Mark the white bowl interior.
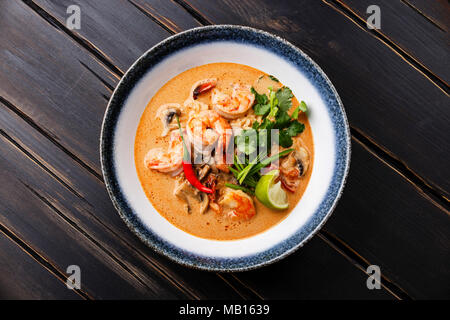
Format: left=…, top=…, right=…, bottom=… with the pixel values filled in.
left=113, top=41, right=335, bottom=258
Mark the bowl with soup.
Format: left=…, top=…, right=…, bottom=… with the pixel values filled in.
left=100, top=25, right=351, bottom=271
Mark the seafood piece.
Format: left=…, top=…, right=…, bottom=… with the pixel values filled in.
left=218, top=188, right=256, bottom=220
left=183, top=78, right=217, bottom=113
left=186, top=110, right=232, bottom=171
left=155, top=103, right=182, bottom=137
left=189, top=78, right=217, bottom=101
left=144, top=130, right=183, bottom=173
left=212, top=84, right=255, bottom=119
left=280, top=138, right=310, bottom=192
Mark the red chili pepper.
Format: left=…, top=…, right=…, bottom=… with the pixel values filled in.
left=176, top=116, right=213, bottom=194
left=182, top=161, right=213, bottom=194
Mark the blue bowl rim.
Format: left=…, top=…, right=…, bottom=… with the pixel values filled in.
left=100, top=25, right=351, bottom=272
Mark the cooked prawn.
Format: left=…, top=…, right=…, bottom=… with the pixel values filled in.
left=212, top=84, right=255, bottom=119
left=218, top=188, right=256, bottom=220
left=189, top=78, right=217, bottom=101
left=186, top=110, right=232, bottom=171
left=184, top=78, right=217, bottom=113
left=144, top=129, right=184, bottom=173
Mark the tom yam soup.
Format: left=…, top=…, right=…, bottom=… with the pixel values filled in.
left=135, top=63, right=314, bottom=240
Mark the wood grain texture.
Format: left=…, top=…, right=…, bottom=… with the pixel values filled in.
left=403, top=0, right=449, bottom=32
left=338, top=0, right=449, bottom=84
left=0, top=231, right=82, bottom=300
left=0, top=0, right=398, bottom=299
left=34, top=0, right=201, bottom=72
left=183, top=0, right=450, bottom=199
left=324, top=139, right=450, bottom=299
left=234, top=235, right=393, bottom=300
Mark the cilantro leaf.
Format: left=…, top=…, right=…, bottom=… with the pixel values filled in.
left=258, top=118, right=275, bottom=130
left=251, top=87, right=270, bottom=116
left=279, top=129, right=293, bottom=148
left=275, top=110, right=291, bottom=128
left=251, top=87, right=268, bottom=105
left=254, top=102, right=270, bottom=116
left=275, top=87, right=293, bottom=112
left=299, top=100, right=308, bottom=112
left=291, top=106, right=300, bottom=119
left=269, top=75, right=279, bottom=82
left=286, top=121, right=305, bottom=137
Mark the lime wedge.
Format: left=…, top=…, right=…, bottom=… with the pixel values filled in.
left=255, top=170, right=289, bottom=210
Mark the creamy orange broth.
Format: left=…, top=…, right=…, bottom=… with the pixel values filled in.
left=135, top=63, right=314, bottom=240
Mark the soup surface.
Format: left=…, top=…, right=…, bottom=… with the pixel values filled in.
left=135, top=63, right=314, bottom=240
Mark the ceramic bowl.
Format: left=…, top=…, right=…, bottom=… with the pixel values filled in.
left=100, top=25, right=351, bottom=271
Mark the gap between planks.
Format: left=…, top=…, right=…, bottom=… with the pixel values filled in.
left=17, top=0, right=447, bottom=300
left=324, top=0, right=449, bottom=95
left=400, top=0, right=447, bottom=32
left=317, top=232, right=412, bottom=300
left=0, top=222, right=92, bottom=300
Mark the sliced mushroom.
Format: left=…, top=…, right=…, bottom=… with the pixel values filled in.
left=174, top=173, right=215, bottom=214
left=197, top=164, right=211, bottom=181
left=155, top=103, right=182, bottom=137
left=173, top=177, right=198, bottom=213
left=198, top=193, right=210, bottom=215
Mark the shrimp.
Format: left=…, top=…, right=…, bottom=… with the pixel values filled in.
left=212, top=84, right=255, bottom=119
left=218, top=188, right=256, bottom=220
left=186, top=110, right=232, bottom=172
left=184, top=78, right=217, bottom=113
left=189, top=78, right=217, bottom=101
left=144, top=129, right=184, bottom=174
left=280, top=138, right=310, bottom=192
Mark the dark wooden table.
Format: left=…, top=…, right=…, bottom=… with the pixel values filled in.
left=0, top=0, right=448, bottom=300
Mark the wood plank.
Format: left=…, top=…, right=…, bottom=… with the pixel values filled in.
left=183, top=0, right=450, bottom=199
left=404, top=0, right=449, bottom=32
left=338, top=0, right=449, bottom=84
left=324, top=139, right=450, bottom=299
left=0, top=0, right=113, bottom=173
left=0, top=1, right=394, bottom=299
left=235, top=235, right=393, bottom=299
left=0, top=230, right=82, bottom=300
left=33, top=0, right=201, bottom=72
